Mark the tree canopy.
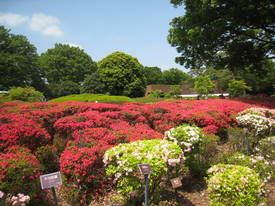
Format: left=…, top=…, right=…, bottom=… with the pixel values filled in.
left=162, top=68, right=192, bottom=85
left=97, top=51, right=146, bottom=97
left=194, top=75, right=215, bottom=96
left=141, top=66, right=163, bottom=85
left=168, top=0, right=275, bottom=72
left=39, top=44, right=97, bottom=84
left=0, top=26, right=45, bottom=91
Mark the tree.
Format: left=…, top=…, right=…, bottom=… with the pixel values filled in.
left=194, top=75, right=215, bottom=96
left=48, top=81, right=80, bottom=98
left=97, top=51, right=146, bottom=97
left=80, top=72, right=106, bottom=94
left=141, top=66, right=163, bottom=85
left=228, top=80, right=251, bottom=97
left=205, top=68, right=235, bottom=91
left=0, top=26, right=45, bottom=91
left=8, top=87, right=44, bottom=102
left=39, top=44, right=97, bottom=84
left=162, top=68, right=192, bottom=85
left=168, top=0, right=275, bottom=73
left=166, top=85, right=182, bottom=97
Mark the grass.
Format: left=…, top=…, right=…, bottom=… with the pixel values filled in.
left=49, top=93, right=134, bottom=103
left=0, top=94, right=11, bottom=103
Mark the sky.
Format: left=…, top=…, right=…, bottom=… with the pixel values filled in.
left=0, top=0, right=186, bottom=71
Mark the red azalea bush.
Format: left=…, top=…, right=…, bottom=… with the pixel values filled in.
left=0, top=114, right=51, bottom=151
left=0, top=146, right=42, bottom=200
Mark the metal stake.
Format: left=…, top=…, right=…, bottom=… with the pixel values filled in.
left=144, top=174, right=149, bottom=206
left=51, top=187, right=59, bottom=206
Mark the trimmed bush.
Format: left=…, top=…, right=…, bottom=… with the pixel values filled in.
left=8, top=87, right=44, bottom=102
left=103, top=139, right=185, bottom=203
left=255, top=136, right=275, bottom=168
left=207, top=164, right=266, bottom=206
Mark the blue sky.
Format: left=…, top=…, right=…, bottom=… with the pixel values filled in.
left=0, top=0, right=186, bottom=71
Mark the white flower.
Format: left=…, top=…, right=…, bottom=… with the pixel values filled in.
left=0, top=191, right=4, bottom=199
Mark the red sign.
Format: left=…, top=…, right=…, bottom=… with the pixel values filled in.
left=40, top=172, right=62, bottom=189
left=138, top=164, right=152, bottom=175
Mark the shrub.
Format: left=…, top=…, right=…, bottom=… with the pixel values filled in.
left=254, top=136, right=275, bottom=165
left=207, top=164, right=266, bottom=206
left=103, top=139, right=185, bottom=204
left=8, top=87, right=44, bottom=102
left=149, top=90, right=165, bottom=98
left=0, top=147, right=42, bottom=202
left=236, top=114, right=274, bottom=137
left=225, top=153, right=274, bottom=183
left=164, top=124, right=204, bottom=154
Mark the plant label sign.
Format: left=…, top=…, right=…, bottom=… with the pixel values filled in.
left=138, top=164, right=152, bottom=175
left=170, top=177, right=182, bottom=189
left=40, top=171, right=62, bottom=189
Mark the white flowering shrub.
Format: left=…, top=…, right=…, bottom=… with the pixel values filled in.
left=225, top=153, right=274, bottom=183
left=164, top=124, right=204, bottom=153
left=207, top=164, right=266, bottom=206
left=239, top=107, right=275, bottom=120
left=236, top=114, right=274, bottom=137
left=103, top=139, right=185, bottom=203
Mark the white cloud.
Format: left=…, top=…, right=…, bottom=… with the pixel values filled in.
left=29, top=13, right=63, bottom=37
left=0, top=12, right=29, bottom=26
left=66, top=43, right=83, bottom=49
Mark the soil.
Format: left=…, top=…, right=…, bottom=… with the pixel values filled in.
left=55, top=177, right=275, bottom=206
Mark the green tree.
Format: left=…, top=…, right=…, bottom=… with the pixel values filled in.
left=48, top=81, right=80, bottom=98
left=97, top=51, right=146, bottom=97
left=162, top=68, right=192, bottom=85
left=39, top=43, right=97, bottom=84
left=141, top=66, right=163, bottom=85
left=205, top=68, right=235, bottom=91
left=168, top=0, right=274, bottom=73
left=194, top=75, right=215, bottom=96
left=80, top=72, right=106, bottom=94
left=0, top=26, right=45, bottom=91
left=166, top=85, right=182, bottom=97
left=228, top=80, right=251, bottom=97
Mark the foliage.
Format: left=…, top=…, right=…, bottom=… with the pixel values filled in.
left=228, top=80, right=251, bottom=97
left=162, top=68, right=192, bottom=85
left=225, top=153, right=274, bottom=183
left=0, top=192, right=31, bottom=206
left=49, top=93, right=133, bottom=103
left=98, top=51, right=146, bottom=97
left=205, top=68, right=234, bottom=91
left=141, top=66, right=163, bottom=85
left=236, top=113, right=274, bottom=137
left=80, top=72, right=106, bottom=94
left=254, top=136, right=275, bottom=165
left=0, top=147, right=42, bottom=200
left=0, top=26, right=45, bottom=92
left=168, top=0, right=274, bottom=73
left=48, top=81, right=80, bottom=98
left=39, top=43, right=97, bottom=84
left=164, top=124, right=204, bottom=153
left=194, top=76, right=215, bottom=96
left=35, top=145, right=59, bottom=173
left=8, top=87, right=44, bottom=102
left=207, top=164, right=266, bottom=206
left=149, top=90, right=165, bottom=98
left=165, top=85, right=182, bottom=97
left=103, top=139, right=185, bottom=203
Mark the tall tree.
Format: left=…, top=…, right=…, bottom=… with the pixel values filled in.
left=162, top=68, right=192, bottom=85
left=0, top=26, right=45, bottom=91
left=194, top=75, right=215, bottom=96
left=98, top=51, right=146, bottom=97
left=39, top=44, right=97, bottom=84
left=141, top=66, right=163, bottom=85
left=168, top=0, right=275, bottom=73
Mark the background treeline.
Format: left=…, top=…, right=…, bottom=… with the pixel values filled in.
left=0, top=25, right=274, bottom=99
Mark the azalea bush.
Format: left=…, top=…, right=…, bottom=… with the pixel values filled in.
left=103, top=139, right=185, bottom=204
left=207, top=164, right=266, bottom=206
left=35, top=145, right=59, bottom=173
left=225, top=153, right=274, bottom=183
left=254, top=136, right=275, bottom=167
left=236, top=113, right=274, bottom=137
left=0, top=147, right=42, bottom=202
